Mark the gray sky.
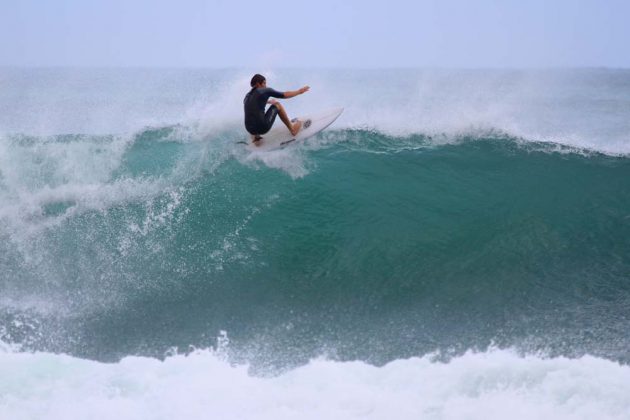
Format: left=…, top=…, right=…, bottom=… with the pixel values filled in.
left=2, top=0, right=629, bottom=68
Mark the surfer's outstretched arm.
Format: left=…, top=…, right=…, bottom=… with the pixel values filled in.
left=283, top=86, right=310, bottom=99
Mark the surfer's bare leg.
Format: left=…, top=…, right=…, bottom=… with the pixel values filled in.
left=270, top=100, right=302, bottom=136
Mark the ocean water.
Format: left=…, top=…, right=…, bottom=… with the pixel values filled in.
left=1, top=68, right=629, bottom=419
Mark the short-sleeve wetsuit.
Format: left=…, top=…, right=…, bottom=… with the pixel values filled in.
left=243, top=87, right=285, bottom=135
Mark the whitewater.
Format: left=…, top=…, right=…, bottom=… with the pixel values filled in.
left=1, top=68, right=629, bottom=419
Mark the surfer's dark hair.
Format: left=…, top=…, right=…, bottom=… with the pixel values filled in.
left=250, top=74, right=266, bottom=87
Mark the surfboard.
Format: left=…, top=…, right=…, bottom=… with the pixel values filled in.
left=244, top=107, right=343, bottom=152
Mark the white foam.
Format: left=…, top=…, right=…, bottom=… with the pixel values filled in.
left=1, top=347, right=628, bottom=420
left=0, top=127, right=204, bottom=242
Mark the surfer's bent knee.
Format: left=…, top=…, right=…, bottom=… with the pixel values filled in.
left=273, top=102, right=284, bottom=111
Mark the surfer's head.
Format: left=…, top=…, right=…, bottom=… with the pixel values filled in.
left=250, top=74, right=266, bottom=88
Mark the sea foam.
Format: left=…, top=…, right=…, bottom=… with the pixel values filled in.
left=1, top=347, right=629, bottom=420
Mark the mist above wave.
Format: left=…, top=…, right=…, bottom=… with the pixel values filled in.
left=1, top=68, right=628, bottom=154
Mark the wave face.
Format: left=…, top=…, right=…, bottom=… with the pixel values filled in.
left=1, top=68, right=630, bottom=417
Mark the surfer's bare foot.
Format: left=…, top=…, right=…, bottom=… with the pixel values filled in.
left=252, top=135, right=263, bottom=146
left=290, top=120, right=302, bottom=137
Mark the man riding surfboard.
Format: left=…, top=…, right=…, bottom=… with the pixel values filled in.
left=243, top=74, right=309, bottom=146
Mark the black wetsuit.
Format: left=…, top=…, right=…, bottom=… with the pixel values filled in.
left=243, top=87, right=285, bottom=135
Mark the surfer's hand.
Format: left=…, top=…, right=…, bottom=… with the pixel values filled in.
left=300, top=86, right=310, bottom=94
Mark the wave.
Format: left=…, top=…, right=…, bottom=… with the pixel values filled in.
left=2, top=68, right=629, bottom=418
left=1, top=126, right=629, bottom=367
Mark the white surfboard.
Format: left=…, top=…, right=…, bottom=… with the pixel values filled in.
left=245, top=107, right=343, bottom=152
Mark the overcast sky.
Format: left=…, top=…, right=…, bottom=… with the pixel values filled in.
left=2, top=0, right=629, bottom=68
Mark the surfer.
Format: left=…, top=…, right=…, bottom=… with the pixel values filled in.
left=243, top=74, right=309, bottom=145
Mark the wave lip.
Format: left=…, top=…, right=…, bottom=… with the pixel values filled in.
left=1, top=348, right=629, bottom=420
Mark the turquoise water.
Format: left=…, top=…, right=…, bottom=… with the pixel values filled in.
left=1, top=69, right=630, bottom=418
left=2, top=127, right=629, bottom=367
